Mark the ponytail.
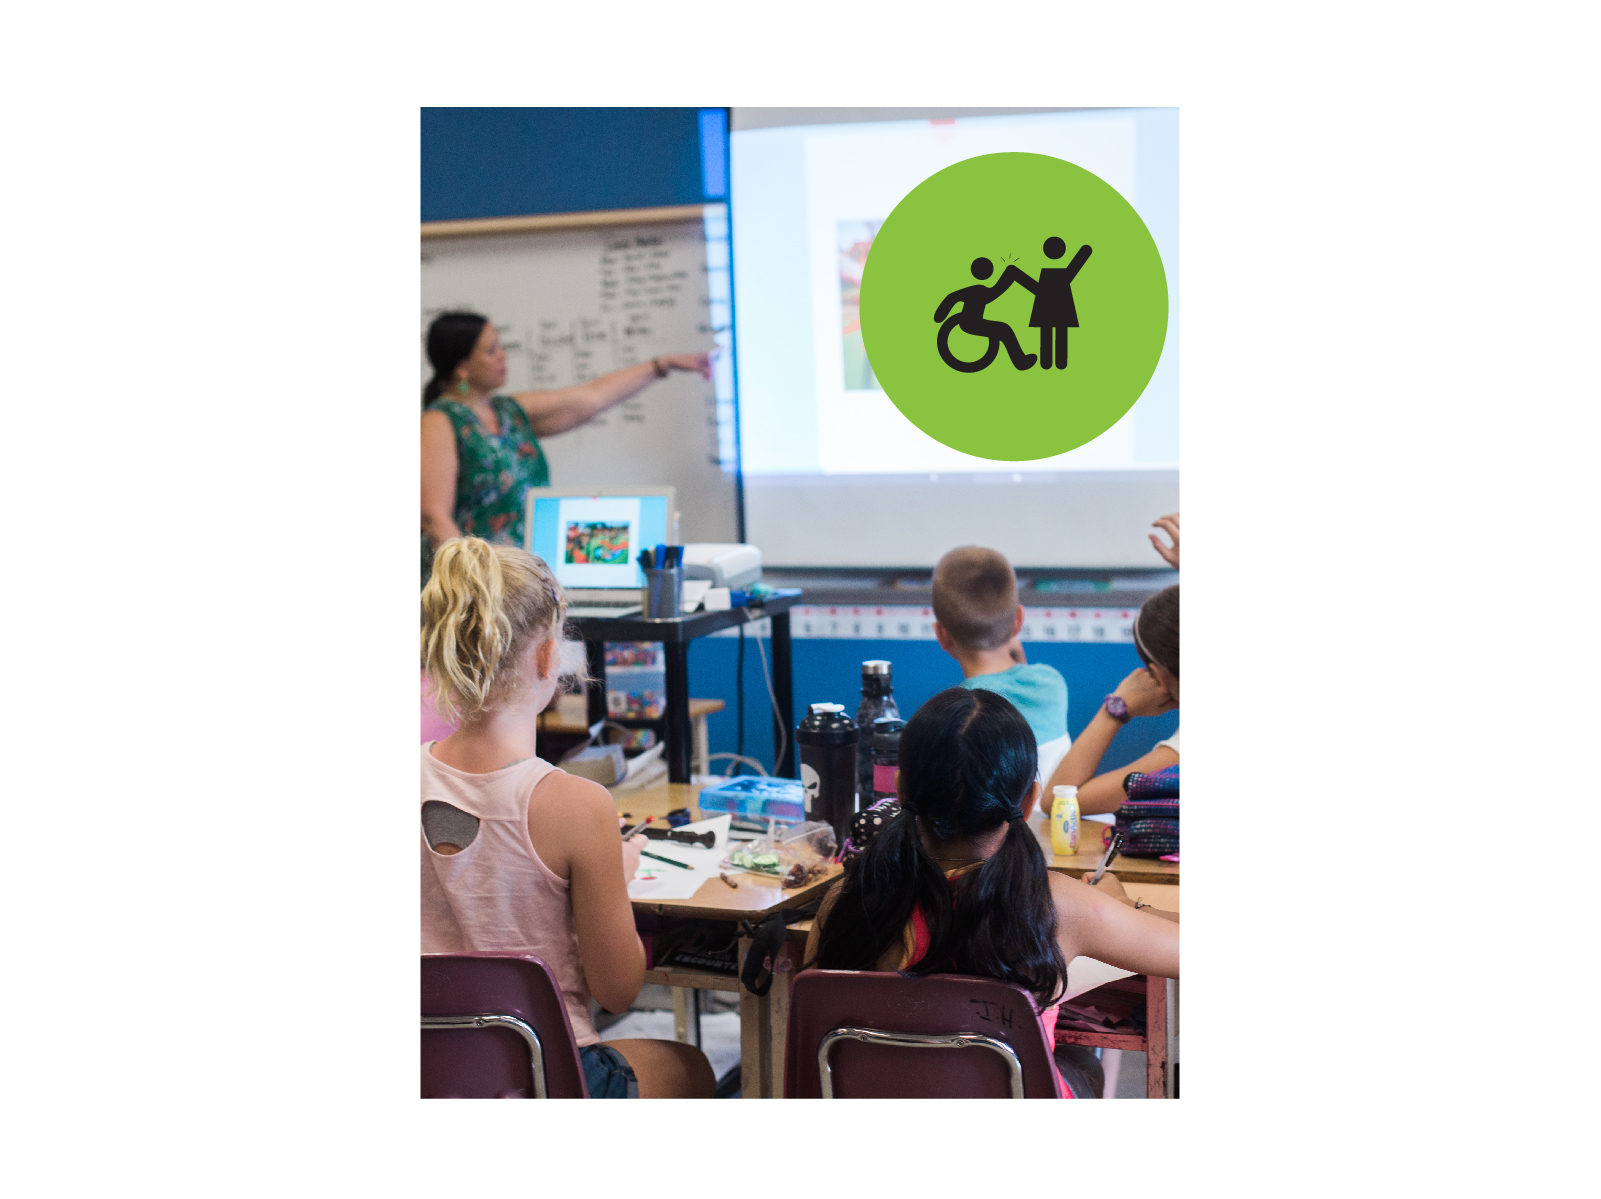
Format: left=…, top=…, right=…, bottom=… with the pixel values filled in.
left=422, top=311, right=488, bottom=410
left=421, top=537, right=578, bottom=724
left=946, top=818, right=1067, bottom=1006
left=811, top=803, right=952, bottom=974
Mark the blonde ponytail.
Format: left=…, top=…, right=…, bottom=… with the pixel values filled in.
left=421, top=537, right=577, bottom=724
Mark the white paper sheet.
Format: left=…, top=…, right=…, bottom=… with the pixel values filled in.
left=1062, top=956, right=1137, bottom=1002
left=627, top=814, right=734, bottom=900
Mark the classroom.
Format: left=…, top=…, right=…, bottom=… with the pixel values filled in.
left=420, top=107, right=1181, bottom=1099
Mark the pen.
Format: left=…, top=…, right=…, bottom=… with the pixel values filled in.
left=640, top=848, right=692, bottom=870
left=1090, top=830, right=1124, bottom=885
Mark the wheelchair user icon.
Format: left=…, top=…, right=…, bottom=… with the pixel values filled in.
left=933, top=257, right=1038, bottom=373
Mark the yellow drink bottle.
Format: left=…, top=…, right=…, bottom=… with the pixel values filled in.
left=1051, top=785, right=1079, bottom=855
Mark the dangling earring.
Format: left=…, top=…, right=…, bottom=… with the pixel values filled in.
left=456, top=378, right=469, bottom=395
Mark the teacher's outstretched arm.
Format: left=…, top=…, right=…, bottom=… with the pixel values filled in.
left=512, top=352, right=711, bottom=438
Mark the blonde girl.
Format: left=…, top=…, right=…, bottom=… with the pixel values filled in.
left=421, top=537, right=713, bottom=1098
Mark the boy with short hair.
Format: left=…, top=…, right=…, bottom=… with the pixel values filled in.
left=931, top=545, right=1068, bottom=748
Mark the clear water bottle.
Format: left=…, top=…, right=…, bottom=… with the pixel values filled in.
left=856, top=660, right=900, bottom=810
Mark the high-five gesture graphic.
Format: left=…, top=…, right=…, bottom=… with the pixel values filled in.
left=934, top=238, right=1092, bottom=374
left=859, top=152, right=1169, bottom=461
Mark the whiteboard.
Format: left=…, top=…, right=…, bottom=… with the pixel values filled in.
left=420, top=209, right=739, bottom=546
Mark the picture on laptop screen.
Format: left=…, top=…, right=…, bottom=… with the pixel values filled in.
left=527, top=493, right=669, bottom=590
left=564, top=521, right=631, bottom=566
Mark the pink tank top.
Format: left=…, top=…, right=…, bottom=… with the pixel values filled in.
left=420, top=744, right=598, bottom=1046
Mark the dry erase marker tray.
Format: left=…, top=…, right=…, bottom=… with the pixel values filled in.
left=696, top=776, right=806, bottom=823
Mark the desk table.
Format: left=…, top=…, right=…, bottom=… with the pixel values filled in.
left=1035, top=814, right=1180, bottom=885
left=574, top=591, right=803, bottom=784
left=615, top=783, right=837, bottom=1097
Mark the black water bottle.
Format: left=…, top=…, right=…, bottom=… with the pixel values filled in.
left=871, top=717, right=906, bottom=802
left=856, top=660, right=900, bottom=807
left=796, top=703, right=858, bottom=845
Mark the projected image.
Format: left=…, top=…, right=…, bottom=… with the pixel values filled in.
left=838, top=219, right=882, bottom=391
left=564, top=521, right=631, bottom=565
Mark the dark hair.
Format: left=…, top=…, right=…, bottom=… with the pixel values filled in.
left=809, top=687, right=1069, bottom=1006
left=423, top=311, right=488, bottom=408
left=1133, top=584, right=1179, bottom=678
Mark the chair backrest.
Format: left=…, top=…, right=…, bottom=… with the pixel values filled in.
left=784, top=970, right=1062, bottom=1098
left=421, top=953, right=588, bottom=1098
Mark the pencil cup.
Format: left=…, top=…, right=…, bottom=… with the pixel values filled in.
left=642, top=567, right=683, bottom=619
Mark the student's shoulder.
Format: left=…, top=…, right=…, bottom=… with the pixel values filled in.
left=1019, top=662, right=1067, bottom=689
left=534, top=766, right=618, bottom=823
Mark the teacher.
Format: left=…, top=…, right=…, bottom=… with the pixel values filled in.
left=420, top=311, right=710, bottom=581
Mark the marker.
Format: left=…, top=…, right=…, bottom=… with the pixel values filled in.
left=1089, top=829, right=1124, bottom=885
left=621, top=815, right=654, bottom=839
left=641, top=848, right=692, bottom=870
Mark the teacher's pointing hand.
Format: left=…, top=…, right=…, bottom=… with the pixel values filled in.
left=651, top=351, right=713, bottom=380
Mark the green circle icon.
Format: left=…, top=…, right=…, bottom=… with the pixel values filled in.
left=859, top=153, right=1168, bottom=461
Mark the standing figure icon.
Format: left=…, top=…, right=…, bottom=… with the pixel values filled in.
left=1006, top=237, right=1093, bottom=369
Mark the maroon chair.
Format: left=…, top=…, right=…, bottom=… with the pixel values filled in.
left=422, top=953, right=589, bottom=1098
left=783, top=970, right=1063, bottom=1098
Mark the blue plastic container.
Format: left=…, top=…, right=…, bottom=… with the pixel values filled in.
left=696, top=776, right=806, bottom=823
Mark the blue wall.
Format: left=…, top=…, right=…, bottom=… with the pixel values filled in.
left=421, top=107, right=724, bottom=222
left=686, top=636, right=1178, bottom=780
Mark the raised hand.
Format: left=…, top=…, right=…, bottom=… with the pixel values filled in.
left=1149, top=512, right=1179, bottom=569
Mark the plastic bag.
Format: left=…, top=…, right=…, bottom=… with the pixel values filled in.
left=723, top=820, right=837, bottom=887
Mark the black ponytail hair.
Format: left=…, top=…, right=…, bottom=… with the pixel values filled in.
left=809, top=687, right=1069, bottom=1007
left=423, top=311, right=489, bottom=408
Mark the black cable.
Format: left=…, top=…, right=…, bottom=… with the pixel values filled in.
left=735, top=622, right=745, bottom=775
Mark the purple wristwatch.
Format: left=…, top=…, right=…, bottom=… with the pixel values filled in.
left=1103, top=693, right=1130, bottom=722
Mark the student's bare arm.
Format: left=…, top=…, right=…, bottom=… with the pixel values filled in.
left=539, top=773, right=646, bottom=1013
left=1044, top=666, right=1175, bottom=813
left=1075, top=744, right=1179, bottom=816
left=1051, top=870, right=1178, bottom=980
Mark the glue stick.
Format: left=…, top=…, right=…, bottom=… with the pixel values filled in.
left=1050, top=785, right=1079, bottom=856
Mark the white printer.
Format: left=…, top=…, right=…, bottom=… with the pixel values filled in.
left=681, top=543, right=762, bottom=590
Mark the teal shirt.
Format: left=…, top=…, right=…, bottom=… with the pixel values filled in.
left=959, top=664, right=1069, bottom=746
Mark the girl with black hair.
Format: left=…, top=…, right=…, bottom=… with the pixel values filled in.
left=804, top=686, right=1178, bottom=1097
left=420, top=311, right=710, bottom=583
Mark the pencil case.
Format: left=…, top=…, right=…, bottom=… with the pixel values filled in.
left=1115, top=767, right=1179, bottom=858
left=1123, top=764, right=1179, bottom=799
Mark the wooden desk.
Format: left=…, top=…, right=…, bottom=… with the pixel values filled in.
left=1035, top=815, right=1180, bottom=885
left=616, top=782, right=837, bottom=1097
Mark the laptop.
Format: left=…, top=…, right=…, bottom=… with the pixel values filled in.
left=525, top=487, right=676, bottom=619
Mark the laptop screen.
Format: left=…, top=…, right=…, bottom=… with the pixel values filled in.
left=527, top=493, right=672, bottom=590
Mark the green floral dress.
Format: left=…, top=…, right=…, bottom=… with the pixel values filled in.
left=422, top=396, right=551, bottom=585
